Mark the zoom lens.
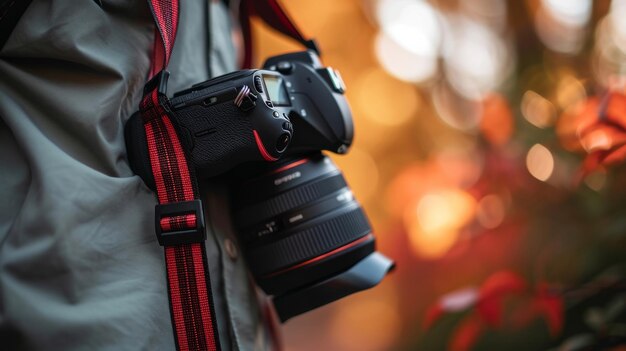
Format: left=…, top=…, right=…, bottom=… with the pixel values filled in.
left=231, top=152, right=393, bottom=321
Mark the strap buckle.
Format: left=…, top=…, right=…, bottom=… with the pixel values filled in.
left=155, top=199, right=206, bottom=246
left=140, top=69, right=173, bottom=120
left=144, top=69, right=170, bottom=96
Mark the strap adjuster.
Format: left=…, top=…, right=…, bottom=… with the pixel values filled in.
left=155, top=199, right=206, bottom=246
left=144, top=69, right=170, bottom=96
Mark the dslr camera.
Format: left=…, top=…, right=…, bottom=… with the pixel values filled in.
left=126, top=51, right=394, bottom=321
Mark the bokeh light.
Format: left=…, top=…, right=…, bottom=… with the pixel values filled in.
left=556, top=75, right=587, bottom=109
left=476, top=194, right=506, bottom=229
left=535, top=0, right=592, bottom=54
left=608, top=1, right=626, bottom=54
left=374, top=0, right=441, bottom=83
left=432, top=83, right=483, bottom=131
left=374, top=31, right=439, bottom=83
left=460, top=0, right=507, bottom=31
left=403, top=189, right=476, bottom=259
left=526, top=144, right=555, bottom=181
left=480, top=93, right=514, bottom=145
left=542, top=0, right=592, bottom=26
left=376, top=0, right=442, bottom=57
left=442, top=15, right=512, bottom=99
left=521, top=90, right=557, bottom=128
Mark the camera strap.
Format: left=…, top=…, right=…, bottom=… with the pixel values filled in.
left=239, top=0, right=320, bottom=68
left=137, top=1, right=314, bottom=349
left=139, top=1, right=221, bottom=350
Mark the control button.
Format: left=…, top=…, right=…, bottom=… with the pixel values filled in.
left=276, top=61, right=293, bottom=74
left=254, top=76, right=264, bottom=93
left=276, top=133, right=291, bottom=152
left=265, top=100, right=273, bottom=108
left=273, top=111, right=280, bottom=118
left=224, top=238, right=238, bottom=260
left=282, top=121, right=293, bottom=132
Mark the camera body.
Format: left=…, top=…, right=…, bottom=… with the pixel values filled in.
left=127, top=51, right=353, bottom=180
left=125, top=51, right=393, bottom=321
left=259, top=51, right=353, bottom=156
left=170, top=51, right=356, bottom=174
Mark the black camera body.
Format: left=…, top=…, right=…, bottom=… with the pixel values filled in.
left=127, top=52, right=353, bottom=179
left=259, top=51, right=353, bottom=156
left=127, top=69, right=293, bottom=182
left=170, top=69, right=293, bottom=178
left=126, top=51, right=393, bottom=321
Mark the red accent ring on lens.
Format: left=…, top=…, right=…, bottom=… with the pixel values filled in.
left=268, top=158, right=309, bottom=175
left=253, top=129, right=278, bottom=161
left=263, top=234, right=374, bottom=278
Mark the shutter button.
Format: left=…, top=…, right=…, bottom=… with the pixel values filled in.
left=224, top=238, right=238, bottom=260
left=276, top=61, right=293, bottom=74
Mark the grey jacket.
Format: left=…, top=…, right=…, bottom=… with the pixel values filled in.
left=0, top=1, right=275, bottom=350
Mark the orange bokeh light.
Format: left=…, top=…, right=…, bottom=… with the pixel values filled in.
left=480, top=93, right=515, bottom=145
left=403, top=189, right=477, bottom=259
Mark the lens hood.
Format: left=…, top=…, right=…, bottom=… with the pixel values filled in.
left=272, top=252, right=395, bottom=322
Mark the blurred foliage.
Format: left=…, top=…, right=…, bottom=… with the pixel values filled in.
left=252, top=0, right=626, bottom=350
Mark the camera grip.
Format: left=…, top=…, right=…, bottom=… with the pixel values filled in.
left=173, top=102, right=261, bottom=177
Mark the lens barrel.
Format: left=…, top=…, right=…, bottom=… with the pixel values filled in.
left=231, top=153, right=393, bottom=320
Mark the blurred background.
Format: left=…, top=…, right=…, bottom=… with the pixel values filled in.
left=251, top=0, right=626, bottom=350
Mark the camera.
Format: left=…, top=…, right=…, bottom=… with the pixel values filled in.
left=125, top=51, right=394, bottom=321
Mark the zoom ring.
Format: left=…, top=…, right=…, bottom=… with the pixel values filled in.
left=247, top=206, right=371, bottom=276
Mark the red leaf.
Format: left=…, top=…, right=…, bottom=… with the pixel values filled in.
left=601, top=144, right=626, bottom=166
left=507, top=287, right=564, bottom=336
left=604, top=92, right=626, bottom=129
left=424, top=304, right=444, bottom=330
left=423, top=288, right=479, bottom=329
left=579, top=124, right=626, bottom=153
left=534, top=284, right=564, bottom=336
left=557, top=97, right=601, bottom=152
left=571, top=92, right=626, bottom=175
left=559, top=91, right=626, bottom=177
left=579, top=134, right=626, bottom=179
left=477, top=271, right=527, bottom=326
left=449, top=315, right=484, bottom=351
left=477, top=296, right=502, bottom=327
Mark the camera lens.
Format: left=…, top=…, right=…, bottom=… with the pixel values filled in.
left=231, top=153, right=393, bottom=320
left=276, top=133, right=290, bottom=152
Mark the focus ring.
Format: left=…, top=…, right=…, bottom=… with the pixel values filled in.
left=235, top=173, right=347, bottom=226
left=246, top=206, right=371, bottom=276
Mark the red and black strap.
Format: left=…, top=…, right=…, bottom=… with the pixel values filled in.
left=140, top=1, right=220, bottom=350
left=239, top=0, right=319, bottom=68
left=139, top=1, right=315, bottom=350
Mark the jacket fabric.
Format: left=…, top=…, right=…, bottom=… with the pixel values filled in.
left=0, top=1, right=274, bottom=349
